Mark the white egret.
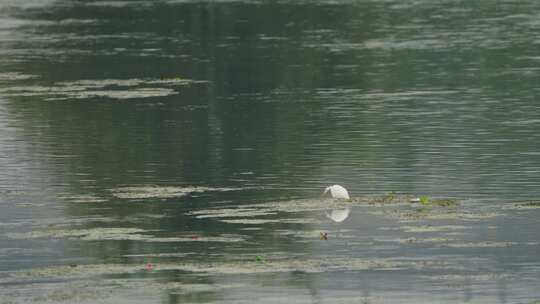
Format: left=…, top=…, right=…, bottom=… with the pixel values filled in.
left=323, top=184, right=350, bottom=200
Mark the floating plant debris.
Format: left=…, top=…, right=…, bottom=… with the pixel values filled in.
left=167, top=257, right=454, bottom=275
left=62, top=194, right=108, bottom=203
left=5, top=256, right=456, bottom=282
left=350, top=194, right=418, bottom=205
left=408, top=195, right=460, bottom=207
left=375, top=236, right=457, bottom=245
left=521, top=201, right=540, bottom=207
left=425, top=273, right=512, bottom=282
left=220, top=219, right=281, bottom=224
left=0, top=77, right=205, bottom=101
left=188, top=206, right=322, bottom=225
left=0, top=72, right=39, bottom=81
left=395, top=210, right=500, bottom=221
left=503, top=201, right=540, bottom=210
left=110, top=185, right=242, bottom=199
left=441, top=241, right=517, bottom=248
left=146, top=235, right=246, bottom=243
left=400, top=225, right=470, bottom=233
left=185, top=195, right=465, bottom=228
left=6, top=227, right=148, bottom=241
left=5, top=227, right=246, bottom=243
left=188, top=208, right=277, bottom=219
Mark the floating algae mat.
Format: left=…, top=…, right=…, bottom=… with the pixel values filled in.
left=3, top=271, right=245, bottom=303
left=0, top=77, right=204, bottom=101
left=6, top=227, right=152, bottom=241
left=187, top=195, right=464, bottom=226
left=503, top=201, right=540, bottom=210
left=188, top=208, right=277, bottom=219
left=110, top=185, right=244, bottom=199
left=61, top=194, right=108, bottom=203
left=440, top=241, right=519, bottom=248
left=187, top=206, right=324, bottom=225
left=8, top=256, right=455, bottom=280
left=245, top=194, right=459, bottom=212
left=5, top=227, right=247, bottom=243
left=399, top=225, right=471, bottom=233
left=0, top=72, right=39, bottom=81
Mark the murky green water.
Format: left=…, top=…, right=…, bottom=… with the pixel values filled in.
left=1, top=0, right=540, bottom=303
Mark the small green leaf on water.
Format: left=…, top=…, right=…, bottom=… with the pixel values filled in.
left=419, top=196, right=430, bottom=205
left=255, top=255, right=264, bottom=262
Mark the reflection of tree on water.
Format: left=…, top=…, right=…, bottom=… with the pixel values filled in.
left=1, top=0, right=418, bottom=199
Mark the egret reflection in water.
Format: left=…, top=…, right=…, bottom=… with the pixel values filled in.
left=325, top=208, right=351, bottom=223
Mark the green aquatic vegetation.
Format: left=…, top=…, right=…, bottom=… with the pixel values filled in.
left=415, top=196, right=459, bottom=207
left=5, top=227, right=246, bottom=243
left=425, top=273, right=512, bottom=282
left=61, top=194, right=108, bottom=203
left=0, top=72, right=39, bottom=81
left=400, top=225, right=469, bottom=233
left=397, top=210, right=500, bottom=221
left=255, top=255, right=265, bottom=262
left=382, top=191, right=396, bottom=203
left=188, top=208, right=277, bottom=219
left=220, top=219, right=281, bottom=224
left=441, top=241, right=517, bottom=248
left=0, top=85, right=177, bottom=100
left=431, top=198, right=459, bottom=207
left=0, top=76, right=205, bottom=101
left=6, top=227, right=147, bottom=241
left=110, top=185, right=242, bottom=199
left=505, top=201, right=540, bottom=210
left=396, top=237, right=456, bottom=244
left=520, top=201, right=540, bottom=208
left=352, top=194, right=416, bottom=205
left=246, top=199, right=332, bottom=213
left=166, top=257, right=452, bottom=275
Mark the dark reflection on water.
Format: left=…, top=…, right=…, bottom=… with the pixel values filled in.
left=1, top=0, right=540, bottom=303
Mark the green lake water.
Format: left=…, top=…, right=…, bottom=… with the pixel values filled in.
left=0, top=0, right=540, bottom=303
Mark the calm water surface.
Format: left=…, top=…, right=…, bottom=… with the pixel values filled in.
left=1, top=0, right=540, bottom=303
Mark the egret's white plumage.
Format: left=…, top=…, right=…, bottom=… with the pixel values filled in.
left=323, top=184, right=350, bottom=200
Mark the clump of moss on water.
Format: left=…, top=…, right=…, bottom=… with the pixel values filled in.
left=350, top=193, right=416, bottom=205
left=417, top=196, right=459, bottom=207
left=503, top=201, right=540, bottom=210
left=521, top=201, right=540, bottom=207
left=381, top=191, right=397, bottom=203
left=347, top=193, right=460, bottom=208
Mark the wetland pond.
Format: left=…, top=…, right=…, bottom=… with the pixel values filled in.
left=1, top=0, right=540, bottom=303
